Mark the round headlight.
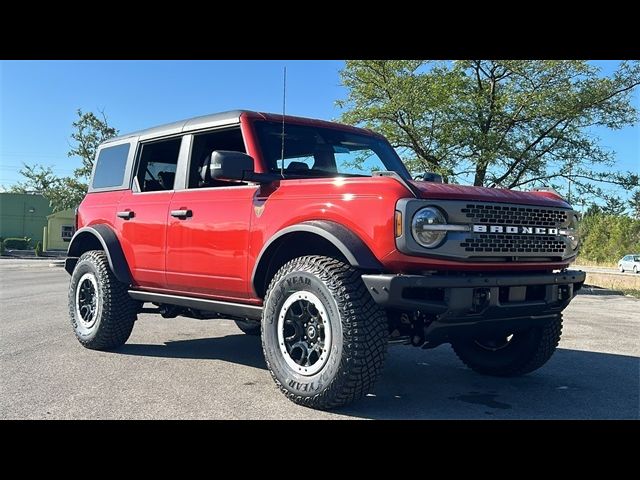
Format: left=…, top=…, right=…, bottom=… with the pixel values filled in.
left=411, top=207, right=447, bottom=248
left=567, top=214, right=580, bottom=250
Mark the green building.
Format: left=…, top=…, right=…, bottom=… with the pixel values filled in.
left=0, top=193, right=53, bottom=246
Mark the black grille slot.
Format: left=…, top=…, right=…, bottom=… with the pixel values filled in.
left=462, top=203, right=568, bottom=226
left=460, top=234, right=566, bottom=253
left=457, top=202, right=570, bottom=258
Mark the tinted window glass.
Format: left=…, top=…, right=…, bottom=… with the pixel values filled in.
left=92, top=144, right=130, bottom=189
left=188, top=128, right=246, bottom=188
left=135, top=138, right=182, bottom=192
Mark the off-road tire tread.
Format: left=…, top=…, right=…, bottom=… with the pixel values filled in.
left=262, top=255, right=388, bottom=409
left=69, top=250, right=137, bottom=350
left=452, top=314, right=563, bottom=377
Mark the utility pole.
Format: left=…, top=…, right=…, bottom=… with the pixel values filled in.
left=567, top=164, right=573, bottom=204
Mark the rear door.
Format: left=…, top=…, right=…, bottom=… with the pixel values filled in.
left=117, top=136, right=183, bottom=289
left=165, top=127, right=256, bottom=299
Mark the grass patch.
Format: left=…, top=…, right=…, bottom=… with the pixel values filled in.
left=584, top=272, right=640, bottom=296
left=574, top=260, right=618, bottom=269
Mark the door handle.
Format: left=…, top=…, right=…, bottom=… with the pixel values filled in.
left=171, top=209, right=192, bottom=218
left=117, top=210, right=135, bottom=220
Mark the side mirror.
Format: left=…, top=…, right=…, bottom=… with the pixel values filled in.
left=209, top=151, right=281, bottom=184
left=415, top=172, right=444, bottom=183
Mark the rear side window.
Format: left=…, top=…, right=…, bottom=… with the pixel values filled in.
left=135, top=137, right=182, bottom=192
left=92, top=144, right=130, bottom=189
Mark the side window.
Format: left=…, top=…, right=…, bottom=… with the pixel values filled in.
left=92, top=143, right=130, bottom=189
left=135, top=138, right=182, bottom=192
left=188, top=127, right=246, bottom=188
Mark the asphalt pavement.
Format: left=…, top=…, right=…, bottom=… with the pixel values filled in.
left=1, top=261, right=638, bottom=419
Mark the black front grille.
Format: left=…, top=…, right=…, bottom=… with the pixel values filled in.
left=461, top=203, right=568, bottom=227
left=458, top=202, right=570, bottom=258
left=460, top=234, right=566, bottom=254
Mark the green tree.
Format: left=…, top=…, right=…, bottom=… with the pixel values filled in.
left=579, top=211, right=640, bottom=264
left=630, top=189, right=640, bottom=219
left=584, top=203, right=603, bottom=217
left=601, top=195, right=627, bottom=216
left=8, top=109, right=118, bottom=212
left=8, top=164, right=87, bottom=212
left=337, top=60, right=640, bottom=201
left=68, top=109, right=119, bottom=178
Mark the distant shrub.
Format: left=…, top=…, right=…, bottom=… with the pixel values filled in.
left=35, top=241, right=43, bottom=257
left=579, top=213, right=640, bottom=264
left=3, top=237, right=31, bottom=250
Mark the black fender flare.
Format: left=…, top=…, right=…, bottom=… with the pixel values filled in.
left=251, top=220, right=383, bottom=297
left=65, top=225, right=132, bottom=285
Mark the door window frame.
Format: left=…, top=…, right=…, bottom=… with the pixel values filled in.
left=88, top=137, right=138, bottom=193
left=182, top=125, right=258, bottom=191
left=130, top=134, right=190, bottom=194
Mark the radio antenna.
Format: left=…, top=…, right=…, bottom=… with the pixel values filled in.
left=280, top=66, right=287, bottom=178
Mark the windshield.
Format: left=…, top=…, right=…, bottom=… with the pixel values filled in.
left=253, top=121, right=409, bottom=179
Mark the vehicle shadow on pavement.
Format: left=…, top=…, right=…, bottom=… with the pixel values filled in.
left=340, top=346, right=639, bottom=419
left=116, top=336, right=638, bottom=419
left=118, top=334, right=267, bottom=370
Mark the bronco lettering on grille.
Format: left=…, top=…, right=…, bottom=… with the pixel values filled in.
left=473, top=225, right=559, bottom=235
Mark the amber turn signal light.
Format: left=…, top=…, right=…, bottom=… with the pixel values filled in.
left=395, top=211, right=403, bottom=237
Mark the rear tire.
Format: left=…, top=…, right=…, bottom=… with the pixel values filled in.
left=68, top=250, right=137, bottom=350
left=234, top=319, right=261, bottom=336
left=620, top=265, right=625, bottom=272
left=261, top=255, right=388, bottom=409
left=451, top=315, right=563, bottom=377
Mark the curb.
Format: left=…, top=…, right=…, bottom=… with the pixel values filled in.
left=577, top=285, right=625, bottom=296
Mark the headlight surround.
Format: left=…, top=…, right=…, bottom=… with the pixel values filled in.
left=411, top=207, right=447, bottom=248
left=566, top=214, right=580, bottom=250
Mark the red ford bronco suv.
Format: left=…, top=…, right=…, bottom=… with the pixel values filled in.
left=66, top=110, right=585, bottom=409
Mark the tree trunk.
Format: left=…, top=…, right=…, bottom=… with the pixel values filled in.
left=474, top=164, right=487, bottom=186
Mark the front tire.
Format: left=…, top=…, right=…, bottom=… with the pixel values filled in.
left=68, top=250, right=137, bottom=350
left=451, top=315, right=563, bottom=377
left=634, top=265, right=638, bottom=274
left=261, top=255, right=388, bottom=409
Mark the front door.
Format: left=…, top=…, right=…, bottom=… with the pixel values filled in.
left=117, top=137, right=182, bottom=289
left=165, top=126, right=255, bottom=300
left=166, top=187, right=256, bottom=299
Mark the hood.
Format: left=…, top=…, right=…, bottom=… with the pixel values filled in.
left=409, top=181, right=571, bottom=209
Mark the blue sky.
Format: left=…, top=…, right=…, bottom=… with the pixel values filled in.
left=1, top=60, right=638, bottom=201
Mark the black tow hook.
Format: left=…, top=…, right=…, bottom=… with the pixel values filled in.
left=471, top=288, right=491, bottom=313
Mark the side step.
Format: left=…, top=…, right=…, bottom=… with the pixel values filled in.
left=128, top=290, right=263, bottom=320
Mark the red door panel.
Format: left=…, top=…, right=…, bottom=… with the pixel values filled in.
left=166, top=186, right=256, bottom=299
left=79, top=191, right=125, bottom=230
left=117, top=190, right=173, bottom=289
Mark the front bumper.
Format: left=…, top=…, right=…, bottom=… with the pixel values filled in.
left=361, top=270, right=585, bottom=344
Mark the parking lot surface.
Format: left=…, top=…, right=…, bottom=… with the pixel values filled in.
left=1, top=262, right=638, bottom=419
